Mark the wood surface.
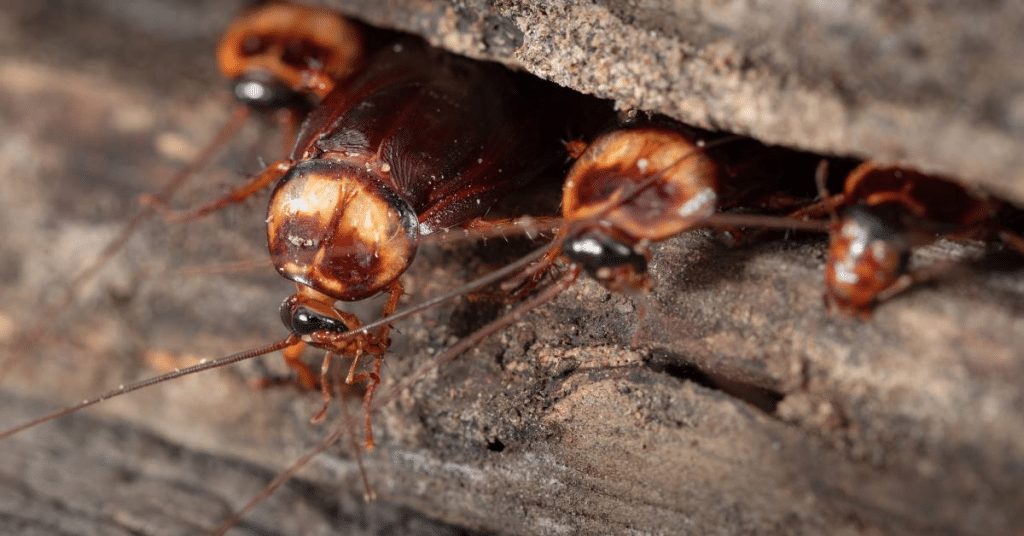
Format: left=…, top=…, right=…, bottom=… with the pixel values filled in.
left=0, top=1, right=1022, bottom=535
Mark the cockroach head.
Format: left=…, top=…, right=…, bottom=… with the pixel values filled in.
left=280, top=294, right=349, bottom=337
left=564, top=229, right=651, bottom=293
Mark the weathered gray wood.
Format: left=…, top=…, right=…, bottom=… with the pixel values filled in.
left=0, top=1, right=1022, bottom=535
left=321, top=0, right=1024, bottom=203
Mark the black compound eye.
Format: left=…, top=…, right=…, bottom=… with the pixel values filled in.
left=232, top=74, right=304, bottom=111
left=843, top=205, right=902, bottom=242
left=841, top=205, right=911, bottom=271
left=564, top=232, right=647, bottom=275
left=281, top=303, right=349, bottom=336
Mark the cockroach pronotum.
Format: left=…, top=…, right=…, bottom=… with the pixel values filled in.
left=486, top=119, right=825, bottom=328
left=802, top=161, right=1024, bottom=316
left=553, top=121, right=823, bottom=294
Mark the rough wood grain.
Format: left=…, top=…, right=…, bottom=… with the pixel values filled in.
left=0, top=1, right=1022, bottom=535
left=319, top=0, right=1024, bottom=204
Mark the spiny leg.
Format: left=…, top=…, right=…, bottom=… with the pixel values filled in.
left=280, top=339, right=318, bottom=389
left=142, top=159, right=292, bottom=222
left=501, top=227, right=568, bottom=297
left=342, top=282, right=403, bottom=449
left=311, top=351, right=334, bottom=423
left=362, top=355, right=384, bottom=450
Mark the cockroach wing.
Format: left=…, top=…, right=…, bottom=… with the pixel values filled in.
left=293, top=38, right=611, bottom=237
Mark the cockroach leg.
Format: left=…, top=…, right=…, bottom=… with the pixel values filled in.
left=500, top=227, right=571, bottom=296
left=4, top=104, right=253, bottom=377
left=357, top=355, right=385, bottom=450
left=814, top=159, right=835, bottom=217
left=459, top=215, right=563, bottom=242
left=274, top=107, right=305, bottom=155
left=141, top=159, right=292, bottom=222
left=280, top=338, right=316, bottom=389
left=311, top=351, right=334, bottom=423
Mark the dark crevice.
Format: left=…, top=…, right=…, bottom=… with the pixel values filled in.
left=648, top=359, right=784, bottom=414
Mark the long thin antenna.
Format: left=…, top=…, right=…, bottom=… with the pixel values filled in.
left=211, top=423, right=347, bottom=535
left=353, top=240, right=558, bottom=335
left=0, top=336, right=294, bottom=440
left=367, top=266, right=581, bottom=415
left=209, top=370, right=372, bottom=535
left=702, top=212, right=830, bottom=233
left=0, top=244, right=556, bottom=441
left=6, top=105, right=253, bottom=378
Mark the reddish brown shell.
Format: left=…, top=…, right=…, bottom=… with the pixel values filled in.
left=821, top=161, right=1005, bottom=315
left=843, top=162, right=997, bottom=229
left=216, top=3, right=364, bottom=98
left=267, top=160, right=418, bottom=301
left=268, top=38, right=610, bottom=302
left=823, top=209, right=908, bottom=314
left=562, top=125, right=719, bottom=243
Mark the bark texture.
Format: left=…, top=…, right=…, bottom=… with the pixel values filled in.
left=0, top=1, right=1022, bottom=535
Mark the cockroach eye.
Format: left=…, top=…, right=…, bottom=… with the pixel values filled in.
left=565, top=231, right=648, bottom=277
left=231, top=72, right=304, bottom=111
left=281, top=302, right=349, bottom=336
left=843, top=206, right=907, bottom=249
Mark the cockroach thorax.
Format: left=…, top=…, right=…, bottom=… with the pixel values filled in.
left=267, top=159, right=418, bottom=302
left=216, top=3, right=365, bottom=104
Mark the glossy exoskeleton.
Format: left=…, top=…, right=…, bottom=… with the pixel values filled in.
left=217, top=3, right=364, bottom=107
left=812, top=161, right=1024, bottom=316
left=558, top=123, right=722, bottom=292
left=551, top=121, right=820, bottom=293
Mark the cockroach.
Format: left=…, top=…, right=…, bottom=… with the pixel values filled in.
left=398, top=121, right=829, bottom=374
left=517, top=121, right=825, bottom=296
left=805, top=161, right=1024, bottom=316
left=217, top=3, right=365, bottom=105
left=9, top=3, right=367, bottom=361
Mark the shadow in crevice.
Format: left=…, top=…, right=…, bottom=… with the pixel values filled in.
left=656, top=231, right=825, bottom=299
left=646, top=357, right=784, bottom=415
